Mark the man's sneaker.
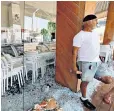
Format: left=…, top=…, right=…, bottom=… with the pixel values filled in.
left=80, top=97, right=96, bottom=110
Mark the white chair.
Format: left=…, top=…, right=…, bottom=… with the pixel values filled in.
left=24, top=56, right=37, bottom=84
left=37, top=55, right=47, bottom=78
left=2, top=55, right=26, bottom=90
left=1, top=59, right=8, bottom=95
left=45, top=52, right=56, bottom=67
left=37, top=52, right=55, bottom=78
left=24, top=51, right=47, bottom=83
left=3, top=53, right=28, bottom=82
left=100, top=45, right=111, bottom=63
left=24, top=51, right=38, bottom=83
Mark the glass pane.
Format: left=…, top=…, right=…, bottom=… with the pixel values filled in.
left=1, top=1, right=24, bottom=111
left=23, top=1, right=56, bottom=110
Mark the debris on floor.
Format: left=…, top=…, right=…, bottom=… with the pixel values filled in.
left=1, top=66, right=101, bottom=111
left=33, top=97, right=58, bottom=111
left=28, top=97, right=63, bottom=111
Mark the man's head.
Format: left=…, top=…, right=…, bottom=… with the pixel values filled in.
left=83, top=14, right=97, bottom=30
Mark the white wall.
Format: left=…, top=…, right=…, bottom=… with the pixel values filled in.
left=1, top=5, right=9, bottom=27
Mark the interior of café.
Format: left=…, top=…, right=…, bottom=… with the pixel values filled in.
left=1, top=1, right=114, bottom=111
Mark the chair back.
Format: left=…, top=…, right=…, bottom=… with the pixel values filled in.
left=100, top=45, right=112, bottom=62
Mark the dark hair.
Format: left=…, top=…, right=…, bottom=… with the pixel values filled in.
left=83, top=14, right=97, bottom=22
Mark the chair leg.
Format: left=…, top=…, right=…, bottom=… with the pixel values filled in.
left=3, top=69, right=6, bottom=93
left=19, top=70, right=23, bottom=86
left=3, top=77, right=5, bottom=94
left=6, top=69, right=9, bottom=90
left=24, top=66, right=28, bottom=80
left=41, top=66, right=45, bottom=78
left=33, top=70, right=36, bottom=83
left=36, top=64, right=39, bottom=78
left=10, top=72, right=13, bottom=87
left=32, top=64, right=36, bottom=84
left=17, top=72, right=21, bottom=88
left=54, top=61, right=56, bottom=67
left=1, top=70, right=4, bottom=95
left=21, top=69, right=25, bottom=84
left=6, top=77, right=8, bottom=91
left=1, top=79, right=4, bottom=95
left=14, top=76, right=16, bottom=81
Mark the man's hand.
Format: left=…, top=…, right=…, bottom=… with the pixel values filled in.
left=72, top=66, right=82, bottom=75
left=72, top=66, right=82, bottom=79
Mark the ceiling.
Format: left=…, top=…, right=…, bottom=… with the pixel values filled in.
left=1, top=1, right=20, bottom=6
left=95, top=1, right=109, bottom=14
left=1, top=1, right=57, bottom=22
left=25, top=1, right=56, bottom=15
left=2, top=1, right=109, bottom=16
left=25, top=1, right=56, bottom=22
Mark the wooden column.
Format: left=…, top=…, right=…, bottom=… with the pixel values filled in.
left=55, top=1, right=85, bottom=92
left=103, top=1, right=114, bottom=44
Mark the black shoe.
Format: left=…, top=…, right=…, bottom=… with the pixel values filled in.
left=80, top=97, right=96, bottom=110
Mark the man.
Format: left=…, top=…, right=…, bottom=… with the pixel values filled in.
left=72, top=14, right=113, bottom=110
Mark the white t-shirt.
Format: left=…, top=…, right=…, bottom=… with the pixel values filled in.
left=73, top=30, right=100, bottom=62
